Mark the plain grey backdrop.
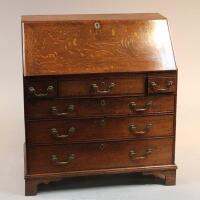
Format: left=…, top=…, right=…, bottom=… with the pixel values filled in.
left=0, top=0, right=200, bottom=199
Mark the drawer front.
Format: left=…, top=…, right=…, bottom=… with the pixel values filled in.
left=27, top=138, right=173, bottom=174
left=25, top=81, right=57, bottom=98
left=148, top=76, right=176, bottom=94
left=26, top=115, right=174, bottom=144
left=59, top=76, right=145, bottom=97
left=26, top=95, right=175, bottom=119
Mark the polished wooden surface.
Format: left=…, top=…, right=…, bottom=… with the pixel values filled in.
left=25, top=167, right=176, bottom=196
left=22, top=13, right=176, bottom=76
left=27, top=138, right=173, bottom=174
left=59, top=75, right=145, bottom=97
left=23, top=13, right=177, bottom=195
left=26, top=115, right=174, bottom=144
left=22, top=13, right=166, bottom=22
left=148, top=76, right=177, bottom=94
left=25, top=95, right=175, bottom=119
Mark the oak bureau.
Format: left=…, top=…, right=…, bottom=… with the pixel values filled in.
left=22, top=13, right=178, bottom=195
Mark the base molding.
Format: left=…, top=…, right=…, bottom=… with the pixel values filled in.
left=25, top=177, right=63, bottom=196
left=25, top=165, right=177, bottom=196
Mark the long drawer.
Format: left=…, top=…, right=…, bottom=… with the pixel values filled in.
left=27, top=138, right=173, bottom=174
left=26, top=95, right=175, bottom=119
left=26, top=115, right=174, bottom=144
left=24, top=75, right=145, bottom=98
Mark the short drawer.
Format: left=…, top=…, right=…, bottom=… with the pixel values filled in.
left=26, top=115, right=174, bottom=144
left=24, top=81, right=57, bottom=98
left=59, top=76, right=145, bottom=97
left=148, top=76, right=176, bottom=94
left=25, top=95, right=175, bottom=119
left=27, top=138, right=173, bottom=174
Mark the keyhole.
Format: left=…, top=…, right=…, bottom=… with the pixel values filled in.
left=94, top=22, right=101, bottom=29
left=99, top=143, right=105, bottom=151
left=100, top=99, right=106, bottom=107
left=100, top=119, right=106, bottom=127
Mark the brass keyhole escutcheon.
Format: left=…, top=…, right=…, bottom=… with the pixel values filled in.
left=100, top=119, right=106, bottom=127
left=94, top=21, right=101, bottom=29
left=99, top=143, right=105, bottom=151
left=100, top=99, right=106, bottom=107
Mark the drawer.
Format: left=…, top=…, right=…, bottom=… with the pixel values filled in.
left=26, top=115, right=174, bottom=144
left=59, top=76, right=145, bottom=97
left=27, top=138, right=173, bottom=174
left=24, top=81, right=57, bottom=98
left=148, top=76, right=176, bottom=94
left=26, top=95, right=175, bottom=119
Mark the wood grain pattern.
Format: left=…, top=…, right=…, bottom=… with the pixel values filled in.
left=26, top=115, right=174, bottom=144
left=25, top=165, right=177, bottom=179
left=148, top=76, right=177, bottom=94
left=164, top=170, right=176, bottom=185
left=59, top=75, right=145, bottom=97
left=24, top=166, right=176, bottom=195
left=22, top=13, right=166, bottom=22
left=27, top=138, right=173, bottom=174
left=25, top=95, right=175, bottom=119
left=22, top=14, right=176, bottom=76
left=25, top=177, right=62, bottom=196
left=143, top=169, right=176, bottom=185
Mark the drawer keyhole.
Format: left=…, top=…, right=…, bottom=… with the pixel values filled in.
left=94, top=22, right=101, bottom=29
left=99, top=143, right=105, bottom=151
left=100, top=99, right=106, bottom=107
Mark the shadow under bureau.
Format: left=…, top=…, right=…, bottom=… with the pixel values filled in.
left=22, top=13, right=178, bottom=195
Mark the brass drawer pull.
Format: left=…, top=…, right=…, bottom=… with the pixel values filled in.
left=28, top=85, right=54, bottom=97
left=91, top=83, right=115, bottom=94
left=129, top=101, right=152, bottom=112
left=50, top=105, right=74, bottom=116
left=50, top=127, right=76, bottom=138
left=51, top=154, right=75, bottom=165
left=150, top=81, right=173, bottom=92
left=129, top=123, right=152, bottom=135
left=129, top=148, right=152, bottom=160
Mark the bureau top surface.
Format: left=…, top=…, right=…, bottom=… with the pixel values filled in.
left=22, top=13, right=176, bottom=76
left=22, top=13, right=166, bottom=22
